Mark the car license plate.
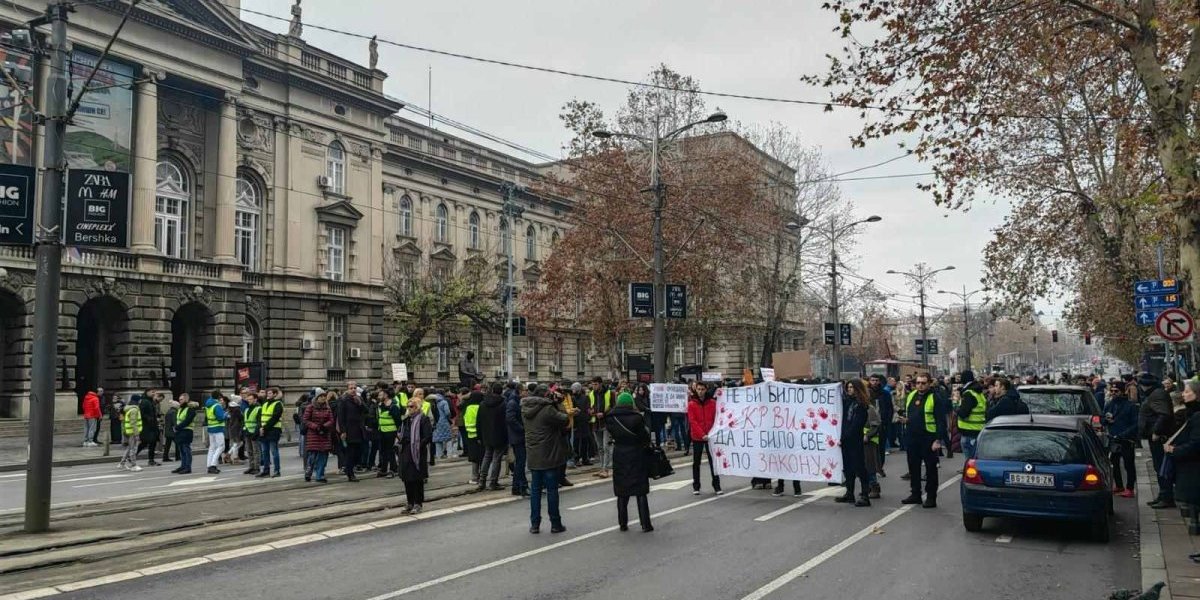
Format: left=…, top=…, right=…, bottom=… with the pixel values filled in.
left=1006, top=472, right=1054, bottom=488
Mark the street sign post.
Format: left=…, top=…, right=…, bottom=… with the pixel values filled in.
left=1155, top=308, right=1195, bottom=343
left=0, top=163, right=34, bottom=246
left=1137, top=310, right=1163, bottom=327
left=1136, top=294, right=1181, bottom=310
left=839, top=323, right=851, bottom=346
left=666, top=284, right=687, bottom=319
left=63, top=169, right=130, bottom=248
left=629, top=282, right=653, bottom=318
left=915, top=338, right=939, bottom=356
left=1134, top=278, right=1180, bottom=327
left=823, top=322, right=835, bottom=345
left=1135, top=278, right=1179, bottom=295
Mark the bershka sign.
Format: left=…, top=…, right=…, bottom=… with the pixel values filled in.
left=64, top=169, right=129, bottom=248
left=0, top=163, right=34, bottom=245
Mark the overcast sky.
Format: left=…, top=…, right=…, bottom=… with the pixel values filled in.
left=242, top=0, right=1058, bottom=323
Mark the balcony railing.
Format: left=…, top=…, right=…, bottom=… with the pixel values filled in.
left=324, top=280, right=347, bottom=295
left=162, top=258, right=221, bottom=279
left=0, top=245, right=33, bottom=260
left=64, top=248, right=137, bottom=270
left=241, top=271, right=265, bottom=287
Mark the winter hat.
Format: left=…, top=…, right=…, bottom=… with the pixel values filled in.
left=616, top=392, right=634, bottom=408
left=1138, top=373, right=1162, bottom=388
left=960, top=370, right=975, bottom=385
left=571, top=382, right=583, bottom=394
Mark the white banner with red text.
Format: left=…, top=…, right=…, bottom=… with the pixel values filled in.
left=708, top=382, right=844, bottom=483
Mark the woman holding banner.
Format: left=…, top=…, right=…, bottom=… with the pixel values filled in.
left=606, top=392, right=654, bottom=532
left=837, top=379, right=873, bottom=507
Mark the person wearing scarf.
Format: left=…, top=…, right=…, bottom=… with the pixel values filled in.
left=398, top=396, right=432, bottom=514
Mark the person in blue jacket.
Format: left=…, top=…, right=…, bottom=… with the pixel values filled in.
left=505, top=382, right=528, bottom=497
left=1104, top=381, right=1139, bottom=497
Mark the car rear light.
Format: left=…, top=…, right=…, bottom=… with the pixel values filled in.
left=963, top=459, right=982, bottom=484
left=1080, top=465, right=1103, bottom=490
left=1091, top=415, right=1103, bottom=430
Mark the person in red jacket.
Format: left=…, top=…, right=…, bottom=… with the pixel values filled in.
left=687, top=382, right=722, bottom=496
left=81, top=389, right=102, bottom=447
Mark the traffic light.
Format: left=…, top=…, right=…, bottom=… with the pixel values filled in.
left=1084, top=331, right=1092, bottom=345
left=1051, top=330, right=1059, bottom=343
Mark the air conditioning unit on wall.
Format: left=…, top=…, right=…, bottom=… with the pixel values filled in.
left=301, top=338, right=314, bottom=351
left=349, top=347, right=362, bottom=359
left=317, top=175, right=332, bottom=188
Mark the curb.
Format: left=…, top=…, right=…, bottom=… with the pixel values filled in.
left=0, top=440, right=301, bottom=473
left=1137, top=450, right=1172, bottom=600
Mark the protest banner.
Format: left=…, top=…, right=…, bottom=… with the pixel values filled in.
left=648, top=383, right=689, bottom=413
left=390, top=363, right=409, bottom=382
left=760, top=367, right=775, bottom=382
left=708, top=381, right=844, bottom=483
left=701, top=371, right=723, bottom=382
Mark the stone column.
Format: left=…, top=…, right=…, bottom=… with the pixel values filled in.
left=213, top=93, right=238, bottom=264
left=130, top=69, right=164, bottom=254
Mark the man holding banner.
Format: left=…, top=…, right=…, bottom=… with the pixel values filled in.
left=901, top=374, right=950, bottom=508
left=687, top=383, right=722, bottom=495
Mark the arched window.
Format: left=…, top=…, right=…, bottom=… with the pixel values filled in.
left=242, top=317, right=260, bottom=362
left=326, top=141, right=345, bottom=194
left=399, top=195, right=413, bottom=236
left=436, top=203, right=449, bottom=242
left=155, top=158, right=191, bottom=258
left=525, top=225, right=537, bottom=260
left=499, top=218, right=511, bottom=256
left=235, top=175, right=261, bottom=270
left=551, top=231, right=560, bottom=247
left=469, top=212, right=480, bottom=249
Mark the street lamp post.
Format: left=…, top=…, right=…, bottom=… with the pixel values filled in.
left=938, top=285, right=986, bottom=372
left=593, top=110, right=728, bottom=383
left=789, top=215, right=882, bottom=379
left=887, top=263, right=956, bottom=372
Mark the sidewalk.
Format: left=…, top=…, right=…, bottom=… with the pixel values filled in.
left=0, top=428, right=300, bottom=472
left=1141, top=450, right=1198, bottom=600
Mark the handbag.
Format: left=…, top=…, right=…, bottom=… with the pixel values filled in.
left=612, top=415, right=674, bottom=479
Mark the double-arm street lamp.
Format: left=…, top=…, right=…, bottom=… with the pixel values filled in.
left=788, top=215, right=882, bottom=379
left=887, top=263, right=956, bottom=370
left=937, top=286, right=986, bottom=373
left=593, top=110, right=727, bottom=383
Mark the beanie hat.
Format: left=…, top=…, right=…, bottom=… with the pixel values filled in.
left=571, top=382, right=583, bottom=394
left=616, top=392, right=634, bottom=408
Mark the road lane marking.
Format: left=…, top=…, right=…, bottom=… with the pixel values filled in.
left=72, top=474, right=178, bottom=488
left=166, top=476, right=219, bottom=486
left=570, top=477, right=693, bottom=510
left=56, top=474, right=131, bottom=483
left=995, top=535, right=1012, bottom=543
left=740, top=476, right=962, bottom=600
left=805, top=485, right=849, bottom=498
left=754, top=494, right=825, bottom=522
left=364, top=487, right=752, bottom=600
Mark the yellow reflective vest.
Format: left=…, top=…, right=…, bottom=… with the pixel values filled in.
left=957, top=389, right=988, bottom=433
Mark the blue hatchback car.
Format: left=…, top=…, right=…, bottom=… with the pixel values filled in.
left=960, top=414, right=1114, bottom=541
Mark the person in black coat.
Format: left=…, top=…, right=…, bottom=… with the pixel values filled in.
left=137, top=393, right=161, bottom=466
left=838, top=379, right=872, bottom=507
left=398, top=397, right=433, bottom=514
left=605, top=392, right=653, bottom=532
left=1165, top=380, right=1200, bottom=540
left=336, top=390, right=367, bottom=482
left=477, top=384, right=509, bottom=490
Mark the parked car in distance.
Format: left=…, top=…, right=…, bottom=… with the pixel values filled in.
left=1018, top=384, right=1105, bottom=444
left=961, top=414, right=1114, bottom=542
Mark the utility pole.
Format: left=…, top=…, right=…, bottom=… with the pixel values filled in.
left=918, top=284, right=929, bottom=371
left=26, top=0, right=69, bottom=534
left=649, top=120, right=667, bottom=385
left=501, top=182, right=521, bottom=380
left=828, top=218, right=841, bottom=379
left=890, top=262, right=955, bottom=375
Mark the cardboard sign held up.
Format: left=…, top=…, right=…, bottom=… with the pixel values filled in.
left=390, top=363, right=409, bottom=382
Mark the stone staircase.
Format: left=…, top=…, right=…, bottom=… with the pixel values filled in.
left=0, top=418, right=85, bottom=439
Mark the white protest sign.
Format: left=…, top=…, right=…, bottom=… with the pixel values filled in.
left=708, top=382, right=844, bottom=483
left=390, top=363, right=409, bottom=382
left=760, top=367, right=775, bottom=382
left=701, top=371, right=723, bottom=382
left=648, top=383, right=689, bottom=413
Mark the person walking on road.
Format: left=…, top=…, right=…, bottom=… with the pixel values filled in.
left=161, top=398, right=178, bottom=462
left=172, top=394, right=197, bottom=474
left=687, top=382, right=722, bottom=496
left=258, top=388, right=284, bottom=478
left=1141, top=373, right=1178, bottom=508
left=523, top=383, right=572, bottom=534
left=955, top=370, right=987, bottom=460
left=1103, top=381, right=1139, bottom=498
left=399, top=396, right=433, bottom=514
left=303, top=392, right=335, bottom=483
left=506, top=382, right=529, bottom=497
left=837, top=379, right=872, bottom=507
left=606, top=391, right=654, bottom=532
left=478, top=383, right=510, bottom=491
left=336, top=387, right=366, bottom=482
left=119, top=398, right=143, bottom=471
left=82, top=389, right=101, bottom=447
left=137, top=392, right=161, bottom=467
left=204, top=391, right=228, bottom=474
left=901, top=374, right=948, bottom=508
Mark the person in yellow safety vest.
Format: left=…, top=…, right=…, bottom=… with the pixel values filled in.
left=953, top=370, right=988, bottom=460
left=120, top=398, right=143, bottom=471
left=172, top=394, right=197, bottom=474
left=376, top=392, right=403, bottom=477
left=462, top=388, right=483, bottom=484
left=257, top=388, right=285, bottom=478
left=900, top=374, right=949, bottom=508
left=588, top=378, right=614, bottom=478
left=242, top=391, right=262, bottom=475
left=203, top=392, right=228, bottom=475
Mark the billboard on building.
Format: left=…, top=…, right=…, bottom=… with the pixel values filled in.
left=0, top=34, right=35, bottom=166
left=66, top=50, right=134, bottom=172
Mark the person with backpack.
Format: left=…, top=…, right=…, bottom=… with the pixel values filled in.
left=477, top=383, right=509, bottom=490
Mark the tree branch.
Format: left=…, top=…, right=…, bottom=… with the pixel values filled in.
left=1059, top=0, right=1138, bottom=32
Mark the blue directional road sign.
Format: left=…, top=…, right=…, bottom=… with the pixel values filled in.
left=1134, top=278, right=1179, bottom=295
left=1136, top=293, right=1182, bottom=310
left=1137, top=310, right=1163, bottom=327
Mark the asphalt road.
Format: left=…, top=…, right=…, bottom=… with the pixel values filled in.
left=43, top=453, right=1140, bottom=600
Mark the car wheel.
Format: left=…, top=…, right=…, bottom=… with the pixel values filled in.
left=963, top=512, right=984, bottom=532
left=1091, top=511, right=1110, bottom=543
